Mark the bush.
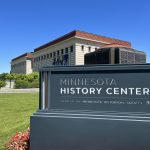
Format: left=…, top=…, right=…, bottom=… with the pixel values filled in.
left=15, top=80, right=29, bottom=89
left=28, top=81, right=39, bottom=88
left=6, top=129, right=30, bottom=150
left=13, top=74, right=27, bottom=81
left=0, top=80, right=6, bottom=89
left=15, top=80, right=39, bottom=89
left=0, top=72, right=39, bottom=89
left=26, top=72, right=39, bottom=82
left=0, top=73, right=9, bottom=81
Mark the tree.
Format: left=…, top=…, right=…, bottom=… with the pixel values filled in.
left=0, top=80, right=6, bottom=90
left=6, top=73, right=15, bottom=88
left=0, top=73, right=9, bottom=81
left=6, top=73, right=15, bottom=80
left=27, top=72, right=39, bottom=82
left=15, top=73, right=27, bottom=81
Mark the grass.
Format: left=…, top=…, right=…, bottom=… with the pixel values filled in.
left=0, top=93, right=38, bottom=150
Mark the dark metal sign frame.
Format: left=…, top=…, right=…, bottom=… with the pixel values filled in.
left=39, top=64, right=150, bottom=115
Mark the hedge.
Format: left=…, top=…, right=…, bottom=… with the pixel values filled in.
left=15, top=80, right=39, bottom=89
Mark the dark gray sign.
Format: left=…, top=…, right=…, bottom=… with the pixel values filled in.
left=31, top=64, right=150, bottom=150
left=48, top=65, right=150, bottom=112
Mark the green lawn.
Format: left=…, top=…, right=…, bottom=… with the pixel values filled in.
left=0, top=93, right=38, bottom=150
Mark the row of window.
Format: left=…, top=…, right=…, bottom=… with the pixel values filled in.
left=33, top=45, right=99, bottom=62
left=34, top=46, right=73, bottom=62
left=81, top=45, right=98, bottom=52
left=12, top=61, right=26, bottom=68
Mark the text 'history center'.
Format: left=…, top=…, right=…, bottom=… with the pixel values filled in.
left=60, top=87, right=150, bottom=95
left=59, top=78, right=150, bottom=95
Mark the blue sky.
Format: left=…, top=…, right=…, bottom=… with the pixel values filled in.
left=0, top=0, right=150, bottom=73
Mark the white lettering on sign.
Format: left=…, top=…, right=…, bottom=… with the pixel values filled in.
left=60, top=87, right=102, bottom=95
left=106, top=88, right=150, bottom=95
left=60, top=78, right=117, bottom=86
left=60, top=87, right=150, bottom=95
left=59, top=78, right=150, bottom=96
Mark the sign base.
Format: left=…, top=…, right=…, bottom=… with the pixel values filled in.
left=30, top=111, right=150, bottom=150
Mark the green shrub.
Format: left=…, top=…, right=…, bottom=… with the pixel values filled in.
left=15, top=80, right=29, bottom=89
left=15, top=74, right=27, bottom=81
left=0, top=80, right=6, bottom=89
left=15, top=80, right=39, bottom=89
left=0, top=72, right=40, bottom=89
left=26, top=72, right=39, bottom=82
left=27, top=81, right=39, bottom=88
left=5, top=73, right=16, bottom=81
left=0, top=73, right=9, bottom=81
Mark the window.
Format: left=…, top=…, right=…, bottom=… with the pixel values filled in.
left=65, top=48, right=68, bottom=53
left=61, top=49, right=64, bottom=54
left=57, top=50, right=59, bottom=56
left=70, top=46, right=73, bottom=52
left=115, top=48, right=119, bottom=64
left=88, top=46, right=91, bottom=52
left=41, top=56, right=44, bottom=60
left=81, top=45, right=84, bottom=51
left=53, top=52, right=55, bottom=57
left=47, top=54, right=49, bottom=59
left=44, top=55, right=46, bottom=59
left=50, top=53, right=52, bottom=58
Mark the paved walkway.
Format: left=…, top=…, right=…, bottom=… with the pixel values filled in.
left=0, top=88, right=39, bottom=93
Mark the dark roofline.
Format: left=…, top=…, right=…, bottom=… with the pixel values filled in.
left=34, top=30, right=76, bottom=52
left=34, top=30, right=131, bottom=52
left=12, top=52, right=33, bottom=62
left=76, top=30, right=131, bottom=44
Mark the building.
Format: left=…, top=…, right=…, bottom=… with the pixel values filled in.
left=11, top=53, right=33, bottom=74
left=84, top=44, right=146, bottom=64
left=33, top=30, right=132, bottom=71
left=11, top=30, right=146, bottom=73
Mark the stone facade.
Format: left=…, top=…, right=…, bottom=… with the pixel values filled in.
left=11, top=30, right=146, bottom=73
left=11, top=53, right=33, bottom=74
left=33, top=30, right=132, bottom=71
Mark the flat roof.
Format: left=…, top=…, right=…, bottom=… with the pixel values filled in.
left=12, top=53, right=33, bottom=61
left=34, top=30, right=131, bottom=52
